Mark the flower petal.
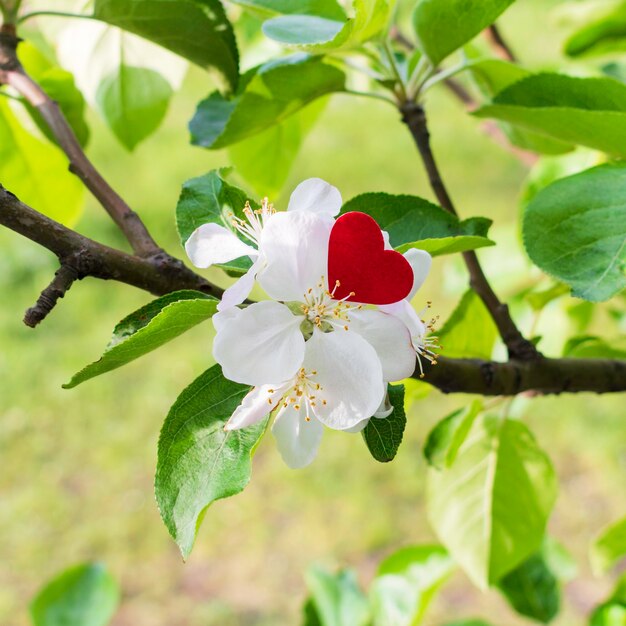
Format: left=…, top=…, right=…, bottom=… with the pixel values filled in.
left=185, top=223, right=257, bottom=268
left=225, top=384, right=286, bottom=431
left=305, top=329, right=384, bottom=430
left=348, top=309, right=416, bottom=382
left=287, top=178, right=342, bottom=217
left=272, top=404, right=324, bottom=469
left=217, top=257, right=263, bottom=312
left=213, top=301, right=306, bottom=386
left=258, top=211, right=332, bottom=302
left=404, top=249, right=432, bottom=299
left=379, top=300, right=427, bottom=352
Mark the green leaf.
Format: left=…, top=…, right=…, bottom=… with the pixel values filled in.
left=340, top=193, right=494, bottom=256
left=563, top=336, right=626, bottom=359
left=497, top=552, right=560, bottom=624
left=190, top=54, right=345, bottom=149
left=229, top=98, right=326, bottom=198
left=424, top=400, right=483, bottom=470
left=0, top=100, right=83, bottom=227
left=230, top=0, right=346, bottom=20
left=474, top=73, right=626, bottom=158
left=361, top=384, right=406, bottom=463
left=412, top=0, right=516, bottom=65
left=262, top=0, right=393, bottom=50
left=522, top=164, right=626, bottom=302
left=19, top=42, right=90, bottom=148
left=63, top=291, right=218, bottom=389
left=305, top=566, right=370, bottom=626
left=466, top=59, right=572, bottom=155
left=437, top=290, right=498, bottom=359
left=427, top=416, right=558, bottom=589
left=175, top=170, right=256, bottom=274
left=156, top=365, right=267, bottom=558
left=591, top=515, right=626, bottom=575
left=565, top=0, right=626, bottom=58
left=370, top=545, right=455, bottom=626
left=443, top=621, right=493, bottom=626
left=93, top=0, right=239, bottom=92
left=96, top=65, right=172, bottom=150
left=30, top=563, right=119, bottom=626
left=302, top=598, right=324, bottom=626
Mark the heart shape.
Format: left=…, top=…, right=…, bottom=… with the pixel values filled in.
left=328, top=212, right=414, bottom=305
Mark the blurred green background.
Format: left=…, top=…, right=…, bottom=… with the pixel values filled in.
left=1, top=0, right=625, bottom=624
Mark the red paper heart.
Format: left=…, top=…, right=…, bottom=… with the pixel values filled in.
left=328, top=212, right=414, bottom=305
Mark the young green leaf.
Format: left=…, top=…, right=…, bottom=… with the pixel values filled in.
left=565, top=1, right=626, bottom=58
left=190, top=54, right=345, bottom=149
left=413, top=0, right=516, bottom=65
left=0, top=100, right=83, bottom=227
left=591, top=515, right=626, bottom=575
left=361, top=384, right=406, bottom=463
left=96, top=65, right=172, bottom=151
left=370, top=545, right=455, bottom=626
left=590, top=573, right=626, bottom=626
left=176, top=170, right=256, bottom=275
left=424, top=400, right=483, bottom=470
left=262, top=0, right=393, bottom=50
left=305, top=566, right=371, bottom=626
left=340, top=193, right=494, bottom=256
left=437, top=290, right=498, bottom=360
left=443, top=621, right=493, bottom=626
left=156, top=364, right=267, bottom=557
left=497, top=552, right=560, bottom=624
left=523, top=164, right=626, bottom=302
left=30, top=563, right=119, bottom=626
left=427, top=416, right=558, bottom=589
left=229, top=99, right=326, bottom=198
left=93, top=0, right=239, bottom=91
left=63, top=292, right=218, bottom=389
left=563, top=336, right=626, bottom=360
left=475, top=74, right=626, bottom=157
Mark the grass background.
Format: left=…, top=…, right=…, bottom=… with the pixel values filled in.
left=0, top=0, right=624, bottom=624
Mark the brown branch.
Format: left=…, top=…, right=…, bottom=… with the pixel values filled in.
left=0, top=186, right=222, bottom=303
left=0, top=27, right=159, bottom=257
left=3, top=185, right=625, bottom=396
left=485, top=24, right=517, bottom=62
left=400, top=101, right=540, bottom=361
left=418, top=356, right=626, bottom=395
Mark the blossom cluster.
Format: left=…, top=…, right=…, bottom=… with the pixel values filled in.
left=186, top=179, right=437, bottom=468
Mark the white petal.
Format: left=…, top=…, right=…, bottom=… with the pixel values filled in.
left=258, top=211, right=332, bottom=302
left=305, top=329, right=384, bottom=430
left=185, top=223, right=257, bottom=268
left=348, top=309, right=416, bottom=382
left=379, top=300, right=427, bottom=352
left=287, top=178, right=342, bottom=217
left=272, top=404, right=324, bottom=469
left=213, top=306, right=238, bottom=333
left=213, top=301, right=306, bottom=386
left=225, top=384, right=286, bottom=430
left=404, top=249, right=432, bottom=299
left=217, top=257, right=263, bottom=312
left=383, top=230, right=392, bottom=250
left=344, top=418, right=370, bottom=433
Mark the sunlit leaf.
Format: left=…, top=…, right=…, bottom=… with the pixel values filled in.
left=591, top=515, right=626, bottom=575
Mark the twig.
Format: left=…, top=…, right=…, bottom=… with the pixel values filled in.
left=418, top=355, right=626, bottom=395
left=400, top=101, right=540, bottom=360
left=24, top=263, right=79, bottom=327
left=0, top=27, right=159, bottom=257
left=0, top=186, right=222, bottom=305
left=485, top=24, right=517, bottom=62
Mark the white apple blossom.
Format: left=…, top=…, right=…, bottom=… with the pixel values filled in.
left=185, top=178, right=342, bottom=311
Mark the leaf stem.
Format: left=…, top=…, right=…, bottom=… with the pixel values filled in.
left=17, top=10, right=96, bottom=24
left=344, top=89, right=396, bottom=105
left=382, top=39, right=407, bottom=102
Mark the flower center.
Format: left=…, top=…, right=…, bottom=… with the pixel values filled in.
left=231, top=198, right=276, bottom=246
left=299, top=277, right=361, bottom=333
left=268, top=368, right=326, bottom=422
